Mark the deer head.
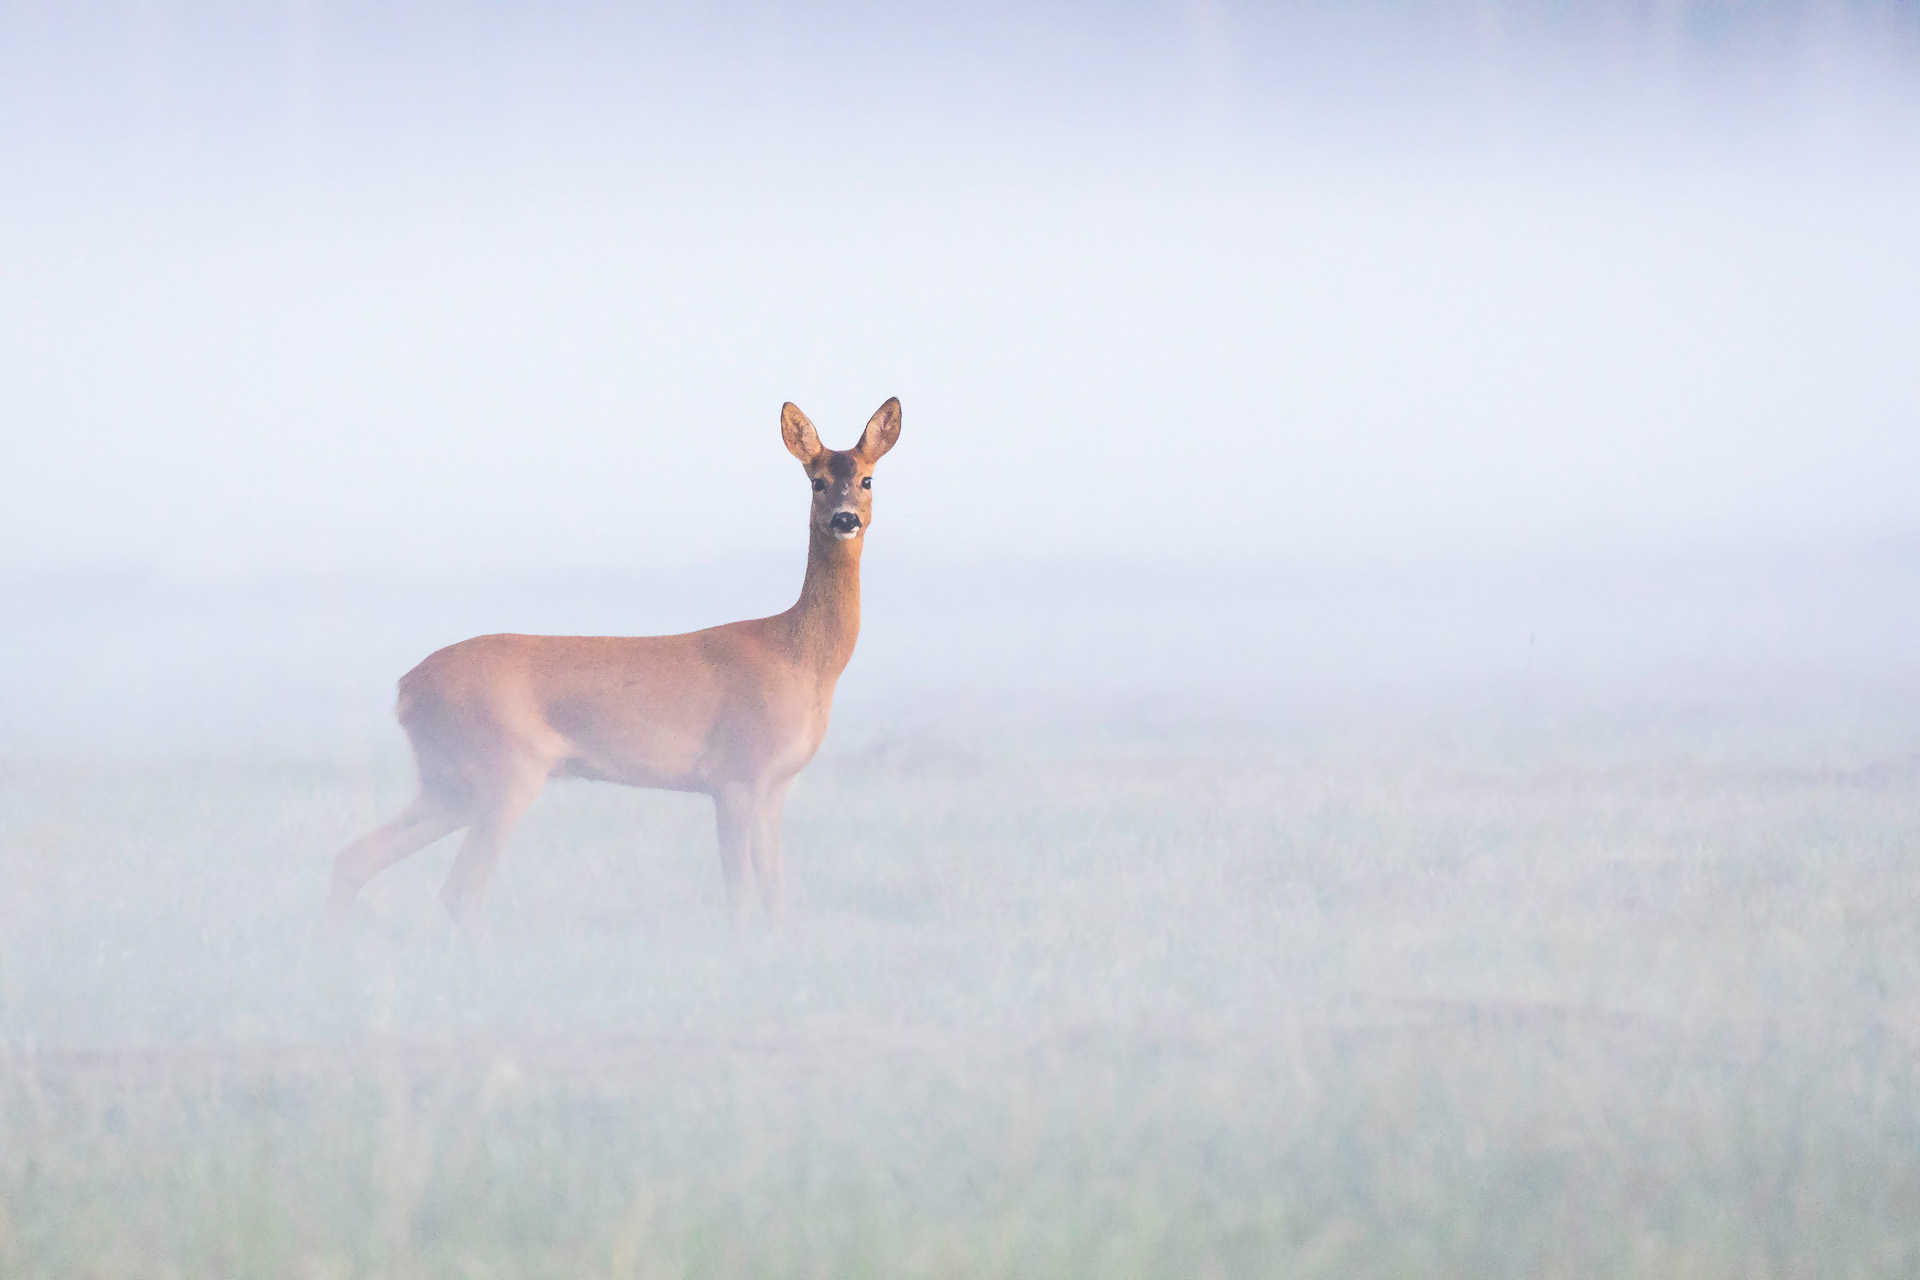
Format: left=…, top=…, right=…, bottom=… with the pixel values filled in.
left=781, top=398, right=901, bottom=543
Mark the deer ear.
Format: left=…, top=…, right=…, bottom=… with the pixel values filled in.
left=853, top=397, right=901, bottom=463
left=781, top=403, right=823, bottom=463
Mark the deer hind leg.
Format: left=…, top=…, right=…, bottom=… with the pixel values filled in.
left=750, top=778, right=794, bottom=929
left=438, top=760, right=548, bottom=927
left=327, top=796, right=466, bottom=928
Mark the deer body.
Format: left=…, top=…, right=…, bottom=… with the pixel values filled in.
left=326, top=398, right=898, bottom=930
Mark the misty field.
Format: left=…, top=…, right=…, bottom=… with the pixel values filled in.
left=3, top=697, right=1919, bottom=1279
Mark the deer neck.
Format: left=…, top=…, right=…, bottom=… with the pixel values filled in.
left=785, top=528, right=863, bottom=681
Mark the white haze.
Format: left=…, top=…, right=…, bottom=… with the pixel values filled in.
left=2, top=2, right=1917, bottom=582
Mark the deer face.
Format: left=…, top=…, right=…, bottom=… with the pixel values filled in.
left=781, top=398, right=901, bottom=543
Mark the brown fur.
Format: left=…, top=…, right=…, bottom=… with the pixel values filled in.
left=326, top=398, right=902, bottom=931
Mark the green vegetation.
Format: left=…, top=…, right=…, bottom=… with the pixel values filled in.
left=3, top=705, right=1918, bottom=1277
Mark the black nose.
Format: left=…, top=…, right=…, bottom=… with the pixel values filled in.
left=830, top=511, right=861, bottom=533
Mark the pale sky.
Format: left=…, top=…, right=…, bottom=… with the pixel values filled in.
left=3, top=2, right=1917, bottom=577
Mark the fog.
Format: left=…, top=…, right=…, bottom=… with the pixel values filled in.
left=5, top=2, right=1918, bottom=580
left=5, top=4, right=1920, bottom=1276
left=5, top=0, right=1918, bottom=747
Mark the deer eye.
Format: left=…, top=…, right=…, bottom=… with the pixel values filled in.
left=861, top=477, right=872, bottom=489
left=812, top=477, right=826, bottom=492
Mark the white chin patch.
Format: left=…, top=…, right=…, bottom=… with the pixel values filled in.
left=833, top=527, right=862, bottom=541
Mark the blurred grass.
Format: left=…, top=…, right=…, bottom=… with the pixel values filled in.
left=2, top=706, right=1919, bottom=1277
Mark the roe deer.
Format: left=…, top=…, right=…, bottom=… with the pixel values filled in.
left=325, top=397, right=901, bottom=932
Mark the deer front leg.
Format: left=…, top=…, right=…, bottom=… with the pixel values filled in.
left=712, top=786, right=756, bottom=934
left=751, top=777, right=794, bottom=931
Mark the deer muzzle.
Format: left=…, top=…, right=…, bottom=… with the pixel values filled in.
left=829, top=511, right=863, bottom=539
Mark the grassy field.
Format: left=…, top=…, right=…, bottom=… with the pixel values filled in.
left=3, top=694, right=1919, bottom=1278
